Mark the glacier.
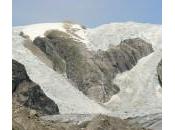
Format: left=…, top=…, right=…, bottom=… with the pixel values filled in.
left=13, top=22, right=162, bottom=121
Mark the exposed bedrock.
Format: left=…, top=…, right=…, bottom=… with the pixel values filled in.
left=33, top=30, right=154, bottom=103
left=157, top=60, right=162, bottom=86
left=12, top=59, right=59, bottom=115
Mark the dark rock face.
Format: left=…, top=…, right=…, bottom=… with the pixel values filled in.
left=157, top=60, right=162, bottom=86
left=12, top=59, right=59, bottom=115
left=12, top=59, right=29, bottom=92
left=33, top=30, right=154, bottom=102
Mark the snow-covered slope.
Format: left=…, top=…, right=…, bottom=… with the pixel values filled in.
left=86, top=22, right=161, bottom=51
left=22, top=22, right=88, bottom=43
left=20, top=22, right=161, bottom=51
left=13, top=27, right=109, bottom=114
left=22, top=23, right=66, bottom=40
left=105, top=49, right=162, bottom=116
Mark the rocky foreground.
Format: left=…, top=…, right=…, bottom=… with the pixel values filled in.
left=13, top=22, right=162, bottom=130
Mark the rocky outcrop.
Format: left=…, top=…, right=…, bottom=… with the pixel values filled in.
left=92, top=38, right=154, bottom=101
left=12, top=59, right=29, bottom=92
left=157, top=60, right=162, bottom=86
left=80, top=115, right=151, bottom=130
left=34, top=31, right=107, bottom=102
left=33, top=30, right=154, bottom=102
left=12, top=59, right=59, bottom=115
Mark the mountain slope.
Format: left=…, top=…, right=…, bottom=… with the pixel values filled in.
left=13, top=28, right=109, bottom=114
left=105, top=49, right=162, bottom=116
left=32, top=30, right=154, bottom=103
left=13, top=21, right=162, bottom=129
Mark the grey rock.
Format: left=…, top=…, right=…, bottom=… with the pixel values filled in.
left=93, top=38, right=154, bottom=100
left=33, top=30, right=154, bottom=103
left=34, top=37, right=66, bottom=73
left=12, top=59, right=59, bottom=115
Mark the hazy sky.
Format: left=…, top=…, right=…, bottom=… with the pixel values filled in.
left=13, top=0, right=162, bottom=27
